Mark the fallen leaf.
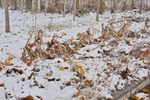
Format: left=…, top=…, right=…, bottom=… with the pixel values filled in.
left=97, top=88, right=102, bottom=92
left=132, top=94, right=139, bottom=100
left=121, top=57, right=127, bottom=63
left=4, top=61, right=14, bottom=66
left=0, top=83, right=4, bottom=87
left=118, top=33, right=123, bottom=37
left=33, top=56, right=38, bottom=60
left=97, top=73, right=101, bottom=77
left=142, top=88, right=150, bottom=93
left=123, top=96, right=128, bottom=100
left=80, top=68, right=85, bottom=76
left=57, top=60, right=61, bottom=63
left=27, top=61, right=32, bottom=66
left=73, top=91, right=80, bottom=97
left=40, top=56, right=45, bottom=60
left=63, top=57, right=67, bottom=62
left=79, top=96, right=84, bottom=100
left=64, top=67, right=69, bottom=69
left=18, top=69, right=23, bottom=74
left=28, top=43, right=35, bottom=48
left=142, top=49, right=150, bottom=58
left=59, top=67, right=65, bottom=71
left=0, top=61, right=4, bottom=71
left=20, top=95, right=33, bottom=100
left=5, top=92, right=8, bottom=99
left=140, top=29, right=146, bottom=34
left=75, top=65, right=82, bottom=69
left=125, top=39, right=130, bottom=44
left=47, top=73, right=52, bottom=77
left=12, top=68, right=23, bottom=74
left=8, top=55, right=14, bottom=60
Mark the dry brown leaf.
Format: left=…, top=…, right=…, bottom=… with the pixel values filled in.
left=73, top=91, right=80, bottom=97
left=142, top=49, right=150, bottom=58
left=59, top=67, right=65, bottom=71
left=97, top=88, right=102, bottom=92
left=75, top=65, right=82, bottom=69
left=27, top=61, right=32, bottom=66
left=4, top=61, right=14, bottom=66
left=79, top=96, right=85, bottom=100
left=125, top=39, right=130, bottom=44
left=64, top=67, right=69, bottom=69
left=5, top=92, right=8, bottom=99
left=63, top=57, right=67, bottom=62
left=140, top=29, right=147, bottom=34
left=20, top=95, right=33, bottom=100
left=18, top=69, right=23, bottom=74
left=12, top=68, right=23, bottom=74
left=28, top=43, right=35, bottom=48
left=123, top=96, right=128, bottom=100
left=0, top=83, right=4, bottom=87
left=57, top=60, right=61, bottom=63
left=121, top=57, right=127, bottom=63
left=8, top=55, right=14, bottom=60
left=118, top=33, right=123, bottom=37
left=97, top=73, right=101, bottom=77
left=0, top=61, right=4, bottom=71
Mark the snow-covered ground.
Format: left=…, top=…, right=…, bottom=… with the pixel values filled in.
left=0, top=9, right=150, bottom=100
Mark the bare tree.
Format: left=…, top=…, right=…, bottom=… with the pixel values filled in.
left=73, top=0, right=76, bottom=21
left=122, top=0, right=126, bottom=11
left=63, top=0, right=67, bottom=17
left=0, top=0, right=2, bottom=8
left=5, top=0, right=10, bottom=33
left=131, top=0, right=134, bottom=9
left=32, top=0, right=38, bottom=14
left=139, top=0, right=143, bottom=13
left=38, top=0, right=41, bottom=12
left=96, top=0, right=100, bottom=22
left=45, top=0, right=48, bottom=15
left=100, top=0, right=104, bottom=14
left=25, top=0, right=32, bottom=11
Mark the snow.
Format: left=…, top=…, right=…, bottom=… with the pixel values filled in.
left=136, top=93, right=149, bottom=100
left=0, top=8, right=150, bottom=100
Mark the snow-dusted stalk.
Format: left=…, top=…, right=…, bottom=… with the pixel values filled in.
left=5, top=0, right=10, bottom=33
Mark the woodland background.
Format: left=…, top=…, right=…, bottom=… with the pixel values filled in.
left=0, top=0, right=150, bottom=15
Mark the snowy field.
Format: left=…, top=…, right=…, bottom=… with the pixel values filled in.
left=0, top=9, right=150, bottom=100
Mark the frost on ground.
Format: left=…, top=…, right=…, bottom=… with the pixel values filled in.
left=0, top=9, right=150, bottom=100
left=131, top=88, right=150, bottom=100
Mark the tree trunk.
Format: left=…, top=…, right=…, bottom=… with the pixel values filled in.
left=45, top=0, right=48, bottom=15
left=32, top=0, right=38, bottom=14
left=0, top=0, right=2, bottom=8
left=73, top=0, right=76, bottom=21
left=131, top=0, right=134, bottom=9
left=5, top=0, right=10, bottom=33
left=96, top=0, right=100, bottom=22
left=139, top=0, right=143, bottom=13
left=99, top=0, right=103, bottom=14
left=122, top=0, right=126, bottom=11
left=76, top=0, right=79, bottom=14
left=38, top=0, right=41, bottom=12
left=63, top=0, right=67, bottom=17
